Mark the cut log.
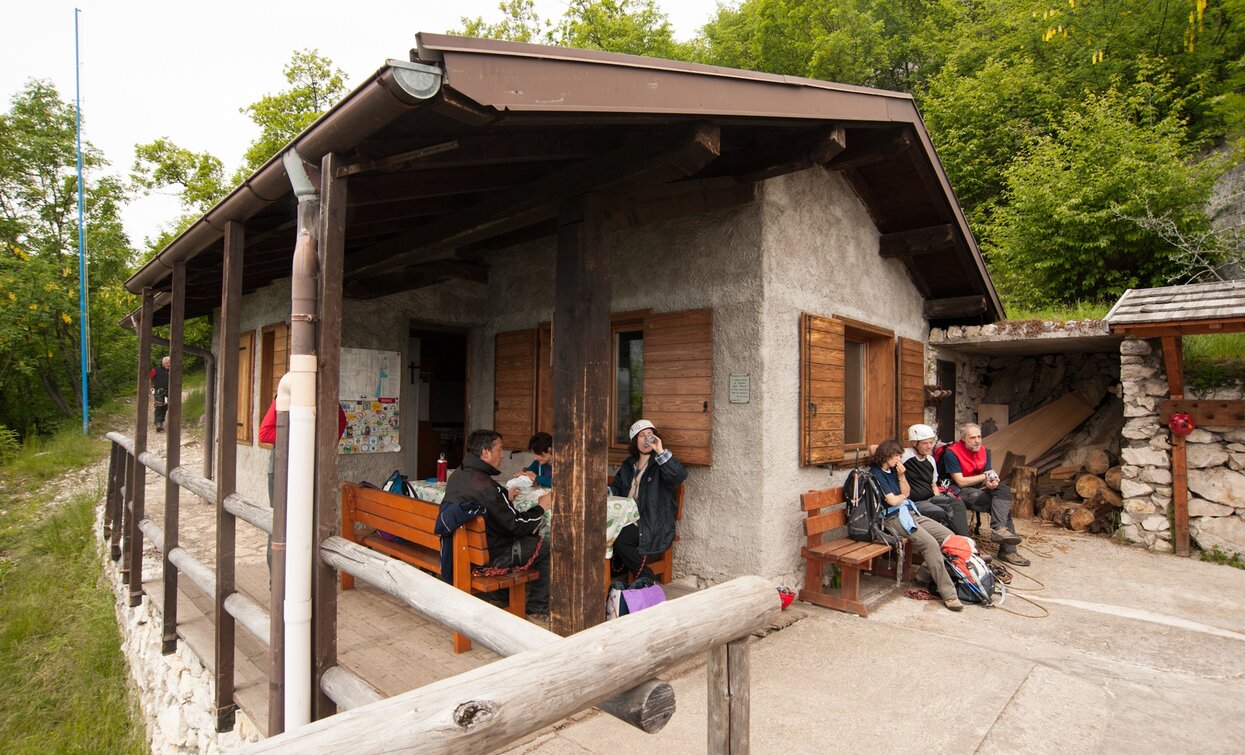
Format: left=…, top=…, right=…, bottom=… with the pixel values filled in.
left=1047, top=465, right=1083, bottom=481
left=1011, top=465, right=1038, bottom=519
left=1104, top=465, right=1122, bottom=492
left=1076, top=474, right=1122, bottom=507
left=1040, top=498, right=1095, bottom=531
left=1085, top=448, right=1115, bottom=476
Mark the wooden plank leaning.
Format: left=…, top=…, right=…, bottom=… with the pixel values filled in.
left=245, top=574, right=778, bottom=754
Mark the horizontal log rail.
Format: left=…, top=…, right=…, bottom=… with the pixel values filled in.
left=320, top=666, right=384, bottom=711
left=246, top=575, right=776, bottom=754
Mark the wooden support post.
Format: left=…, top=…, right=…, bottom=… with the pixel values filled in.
left=1161, top=336, right=1190, bottom=556
left=313, top=152, right=346, bottom=720
left=128, top=288, right=154, bottom=605
left=204, top=354, right=217, bottom=481
left=114, top=443, right=128, bottom=562
left=1011, top=465, right=1038, bottom=520
left=214, top=220, right=244, bottom=731
left=104, top=442, right=120, bottom=559
left=162, top=262, right=187, bottom=654
left=707, top=638, right=751, bottom=754
left=550, top=193, right=610, bottom=636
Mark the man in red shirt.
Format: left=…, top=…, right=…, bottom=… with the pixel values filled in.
left=942, top=423, right=1029, bottom=567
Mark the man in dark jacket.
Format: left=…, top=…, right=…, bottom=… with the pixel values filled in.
left=444, top=429, right=549, bottom=615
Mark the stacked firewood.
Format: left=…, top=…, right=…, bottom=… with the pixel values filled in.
left=1031, top=448, right=1123, bottom=532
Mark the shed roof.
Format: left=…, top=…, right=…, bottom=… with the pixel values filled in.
left=125, top=33, right=1002, bottom=326
left=1105, top=280, right=1245, bottom=336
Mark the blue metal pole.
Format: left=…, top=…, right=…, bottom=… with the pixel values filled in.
left=75, top=8, right=90, bottom=434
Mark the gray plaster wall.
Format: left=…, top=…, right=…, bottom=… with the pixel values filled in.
left=218, top=277, right=488, bottom=505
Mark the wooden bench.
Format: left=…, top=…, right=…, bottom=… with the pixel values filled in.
left=606, top=483, right=684, bottom=585
left=339, top=482, right=538, bottom=653
left=799, top=487, right=911, bottom=618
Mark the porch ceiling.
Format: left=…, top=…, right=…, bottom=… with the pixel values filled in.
left=127, top=34, right=1002, bottom=328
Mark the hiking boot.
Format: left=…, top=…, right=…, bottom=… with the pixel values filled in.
left=991, top=528, right=1021, bottom=545
left=998, top=551, right=1030, bottom=567
left=913, top=566, right=933, bottom=589
left=944, top=597, right=963, bottom=612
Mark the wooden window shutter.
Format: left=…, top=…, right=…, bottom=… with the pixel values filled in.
left=258, top=322, right=290, bottom=446
left=237, top=331, right=255, bottom=443
left=643, top=308, right=713, bottom=466
left=897, top=337, right=925, bottom=439
left=536, top=323, right=553, bottom=435
left=801, top=312, right=845, bottom=466
left=494, top=329, right=537, bottom=445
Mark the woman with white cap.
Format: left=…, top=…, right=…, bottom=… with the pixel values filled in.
left=609, top=419, right=688, bottom=579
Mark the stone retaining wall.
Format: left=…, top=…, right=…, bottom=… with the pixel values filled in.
left=96, top=505, right=261, bottom=753
left=1117, top=337, right=1245, bottom=556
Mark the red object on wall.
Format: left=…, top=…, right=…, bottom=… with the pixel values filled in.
left=1169, top=412, right=1195, bottom=436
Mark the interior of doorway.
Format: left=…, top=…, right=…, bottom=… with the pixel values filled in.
left=408, top=324, right=469, bottom=480
left=936, top=359, right=957, bottom=442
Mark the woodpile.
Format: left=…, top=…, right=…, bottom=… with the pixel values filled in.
left=1028, top=446, right=1122, bottom=533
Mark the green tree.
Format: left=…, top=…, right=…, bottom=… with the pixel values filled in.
left=0, top=81, right=136, bottom=434
left=457, top=0, right=693, bottom=59
left=459, top=0, right=556, bottom=43
left=237, top=49, right=347, bottom=178
left=986, top=86, right=1220, bottom=307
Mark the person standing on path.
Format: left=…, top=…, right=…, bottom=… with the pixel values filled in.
left=149, top=356, right=170, bottom=432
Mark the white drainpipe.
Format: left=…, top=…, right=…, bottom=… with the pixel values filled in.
left=282, top=148, right=320, bottom=730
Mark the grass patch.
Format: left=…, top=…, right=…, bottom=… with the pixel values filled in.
left=1184, top=333, right=1245, bottom=392
left=1198, top=545, right=1245, bottom=570
left=0, top=486, right=146, bottom=753
left=1003, top=301, right=1112, bottom=321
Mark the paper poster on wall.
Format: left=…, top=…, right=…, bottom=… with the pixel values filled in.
left=338, top=347, right=401, bottom=454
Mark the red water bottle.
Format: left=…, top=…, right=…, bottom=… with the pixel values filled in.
left=436, top=452, right=447, bottom=483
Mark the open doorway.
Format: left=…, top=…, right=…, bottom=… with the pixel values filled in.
left=408, top=325, right=469, bottom=479
left=936, top=359, right=957, bottom=442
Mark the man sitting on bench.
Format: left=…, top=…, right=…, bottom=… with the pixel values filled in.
left=901, top=424, right=969, bottom=536
left=942, top=423, right=1029, bottom=567
left=444, top=429, right=550, bottom=617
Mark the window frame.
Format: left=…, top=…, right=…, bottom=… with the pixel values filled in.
left=236, top=331, right=255, bottom=444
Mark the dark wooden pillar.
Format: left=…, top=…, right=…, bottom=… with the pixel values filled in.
left=1161, top=335, right=1190, bottom=556
left=214, top=221, right=244, bottom=731
left=550, top=193, right=610, bottom=636
left=162, top=262, right=187, bottom=653
left=128, top=288, right=154, bottom=605
left=312, top=152, right=346, bottom=719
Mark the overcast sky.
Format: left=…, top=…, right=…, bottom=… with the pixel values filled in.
left=1, top=0, right=721, bottom=249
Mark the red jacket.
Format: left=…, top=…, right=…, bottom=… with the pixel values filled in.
left=259, top=400, right=347, bottom=444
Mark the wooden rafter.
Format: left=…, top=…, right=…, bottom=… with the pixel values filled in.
left=879, top=223, right=955, bottom=259
left=923, top=295, right=986, bottom=320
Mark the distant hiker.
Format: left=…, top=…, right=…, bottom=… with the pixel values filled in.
left=942, top=423, right=1028, bottom=566
left=149, top=356, right=170, bottom=432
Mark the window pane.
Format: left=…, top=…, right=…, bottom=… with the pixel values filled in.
left=844, top=340, right=864, bottom=445
left=615, top=331, right=644, bottom=444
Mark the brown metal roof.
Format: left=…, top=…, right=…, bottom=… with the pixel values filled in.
left=1106, top=280, right=1245, bottom=335
left=126, top=34, right=1002, bottom=326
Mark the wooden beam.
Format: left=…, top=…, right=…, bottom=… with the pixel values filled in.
left=335, top=140, right=459, bottom=177
left=879, top=224, right=955, bottom=259
left=824, top=131, right=912, bottom=172
left=1158, top=399, right=1245, bottom=427
left=162, top=262, right=186, bottom=654
left=128, top=288, right=154, bottom=604
left=342, top=260, right=488, bottom=300
left=924, top=295, right=987, bottom=320
left=214, top=220, right=244, bottom=732
left=1160, top=336, right=1185, bottom=399
left=1172, top=434, right=1190, bottom=556
left=1108, top=317, right=1245, bottom=337
left=550, top=193, right=610, bottom=637
left=313, top=152, right=347, bottom=720
left=707, top=638, right=751, bottom=755
left=344, top=122, right=721, bottom=281
left=608, top=183, right=758, bottom=232
left=694, top=125, right=845, bottom=184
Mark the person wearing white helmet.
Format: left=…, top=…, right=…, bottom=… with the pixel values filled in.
left=609, top=419, right=688, bottom=579
left=901, top=424, right=969, bottom=536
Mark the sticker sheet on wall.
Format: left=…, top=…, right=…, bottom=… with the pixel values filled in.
left=338, top=347, right=401, bottom=454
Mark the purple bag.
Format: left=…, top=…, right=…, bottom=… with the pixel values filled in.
left=607, top=582, right=666, bottom=618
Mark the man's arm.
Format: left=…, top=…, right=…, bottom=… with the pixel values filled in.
left=944, top=453, right=986, bottom=487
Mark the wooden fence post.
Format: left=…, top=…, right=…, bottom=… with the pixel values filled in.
left=707, top=638, right=751, bottom=754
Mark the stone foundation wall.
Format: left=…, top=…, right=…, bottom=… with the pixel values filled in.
left=97, top=505, right=261, bottom=753
left=1117, top=337, right=1245, bottom=556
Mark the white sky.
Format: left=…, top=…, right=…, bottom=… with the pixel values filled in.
left=0, top=0, right=722, bottom=250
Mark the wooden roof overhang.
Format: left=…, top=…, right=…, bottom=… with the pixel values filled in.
left=124, top=33, right=1001, bottom=326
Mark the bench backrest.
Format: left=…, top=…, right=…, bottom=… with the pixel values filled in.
left=801, top=487, right=846, bottom=547
left=341, top=482, right=492, bottom=567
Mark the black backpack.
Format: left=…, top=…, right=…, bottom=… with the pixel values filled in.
left=843, top=468, right=892, bottom=544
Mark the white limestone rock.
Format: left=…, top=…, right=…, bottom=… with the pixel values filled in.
left=1190, top=515, right=1245, bottom=557
left=1122, top=447, right=1169, bottom=467
left=1189, top=498, right=1235, bottom=517
left=1186, top=443, right=1229, bottom=468
left=1142, top=379, right=1170, bottom=397
left=1149, top=537, right=1174, bottom=553
left=1187, top=467, right=1245, bottom=508
left=1139, top=467, right=1172, bottom=485
left=1117, top=523, right=1141, bottom=543
left=1120, top=478, right=1155, bottom=498
left=1184, top=428, right=1217, bottom=443
left=1120, top=339, right=1153, bottom=356
left=1124, top=499, right=1157, bottom=517
left=1149, top=434, right=1171, bottom=451
left=1120, top=363, right=1157, bottom=382
left=1122, top=418, right=1159, bottom=440
left=1225, top=428, right=1245, bottom=443
left=1230, top=453, right=1245, bottom=470
left=1141, top=515, right=1170, bottom=532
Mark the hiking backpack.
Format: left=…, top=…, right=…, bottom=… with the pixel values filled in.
left=843, top=468, right=892, bottom=545
left=940, top=534, right=1002, bottom=606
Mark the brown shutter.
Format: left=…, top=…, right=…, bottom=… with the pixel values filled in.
left=536, top=322, right=553, bottom=435
left=897, top=337, right=925, bottom=439
left=494, top=329, right=537, bottom=445
left=801, top=312, right=845, bottom=466
left=237, top=331, right=255, bottom=443
left=643, top=308, right=713, bottom=466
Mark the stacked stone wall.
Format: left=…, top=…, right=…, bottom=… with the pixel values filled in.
left=1117, top=337, right=1245, bottom=556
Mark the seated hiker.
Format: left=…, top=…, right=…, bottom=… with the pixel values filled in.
left=942, top=423, right=1029, bottom=567
left=609, top=419, right=687, bottom=580
left=901, top=424, right=969, bottom=536
left=444, top=429, right=550, bottom=617
left=517, top=431, right=553, bottom=487
left=869, top=439, right=963, bottom=612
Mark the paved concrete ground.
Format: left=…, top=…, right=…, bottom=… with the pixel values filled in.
left=509, top=524, right=1245, bottom=754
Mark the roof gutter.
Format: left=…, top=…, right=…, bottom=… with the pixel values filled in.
left=125, top=60, right=443, bottom=295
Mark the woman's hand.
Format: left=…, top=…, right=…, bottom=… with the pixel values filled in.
left=894, top=460, right=906, bottom=476
left=649, top=435, right=665, bottom=455
left=519, top=470, right=537, bottom=482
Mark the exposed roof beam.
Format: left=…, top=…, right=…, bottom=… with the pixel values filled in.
left=336, top=140, right=460, bottom=177
left=693, top=126, right=845, bottom=184
left=345, top=260, right=489, bottom=299
left=879, top=224, right=955, bottom=259
left=344, top=122, right=721, bottom=281
left=924, top=295, right=987, bottom=320
left=825, top=131, right=911, bottom=173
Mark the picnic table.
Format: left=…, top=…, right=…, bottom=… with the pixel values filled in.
left=410, top=479, right=639, bottom=557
